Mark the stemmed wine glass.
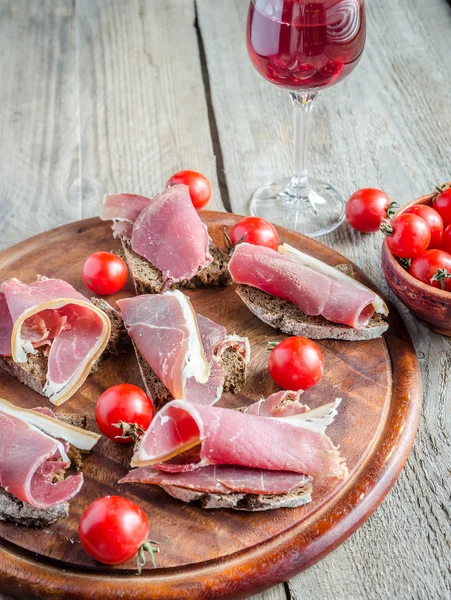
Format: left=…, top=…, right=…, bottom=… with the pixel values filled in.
left=246, top=0, right=366, bottom=237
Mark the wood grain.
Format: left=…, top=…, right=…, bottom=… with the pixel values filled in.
left=0, top=213, right=420, bottom=599
left=76, top=0, right=224, bottom=213
left=196, top=0, right=451, bottom=598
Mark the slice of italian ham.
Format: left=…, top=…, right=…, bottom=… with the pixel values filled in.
left=228, top=243, right=376, bottom=329
left=100, top=193, right=153, bottom=233
left=118, top=292, right=249, bottom=406
left=0, top=278, right=111, bottom=405
left=131, top=399, right=348, bottom=479
left=0, top=411, right=83, bottom=509
left=120, top=465, right=311, bottom=495
left=131, top=185, right=212, bottom=286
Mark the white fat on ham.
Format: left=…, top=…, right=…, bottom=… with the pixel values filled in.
left=0, top=278, right=111, bottom=405
left=131, top=399, right=348, bottom=479
left=278, top=243, right=389, bottom=316
left=0, top=397, right=100, bottom=451
left=100, top=193, right=153, bottom=236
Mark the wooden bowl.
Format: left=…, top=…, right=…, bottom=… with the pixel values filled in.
left=381, top=189, right=451, bottom=336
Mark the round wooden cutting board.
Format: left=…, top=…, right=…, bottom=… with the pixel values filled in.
left=0, top=212, right=421, bottom=600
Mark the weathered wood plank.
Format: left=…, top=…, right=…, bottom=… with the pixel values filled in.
left=197, top=0, right=451, bottom=598
left=76, top=0, right=224, bottom=213
left=0, top=0, right=78, bottom=251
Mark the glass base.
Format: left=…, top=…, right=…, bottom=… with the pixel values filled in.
left=249, top=177, right=345, bottom=238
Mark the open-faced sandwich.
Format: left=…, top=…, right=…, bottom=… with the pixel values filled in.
left=0, top=277, right=128, bottom=405
left=120, top=391, right=346, bottom=511
left=101, top=185, right=231, bottom=294
left=117, top=290, right=250, bottom=411
left=229, top=242, right=389, bottom=340
left=0, top=397, right=100, bottom=526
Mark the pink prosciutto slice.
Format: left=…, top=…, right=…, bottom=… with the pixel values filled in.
left=118, top=292, right=249, bottom=406
left=132, top=400, right=347, bottom=479
left=0, top=278, right=111, bottom=405
left=101, top=193, right=153, bottom=233
left=244, top=390, right=309, bottom=417
left=229, top=243, right=376, bottom=329
left=0, top=411, right=83, bottom=509
left=120, top=465, right=311, bottom=495
left=0, top=293, right=13, bottom=356
left=131, top=185, right=212, bottom=285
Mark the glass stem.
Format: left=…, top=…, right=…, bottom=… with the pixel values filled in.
left=288, top=91, right=318, bottom=197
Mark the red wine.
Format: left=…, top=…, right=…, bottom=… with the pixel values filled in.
left=247, top=0, right=366, bottom=90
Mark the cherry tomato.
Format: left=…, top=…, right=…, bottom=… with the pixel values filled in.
left=410, top=249, right=451, bottom=291
left=268, top=337, right=324, bottom=391
left=383, top=213, right=431, bottom=259
left=95, top=384, right=154, bottom=443
left=345, top=188, right=394, bottom=233
left=79, top=496, right=159, bottom=571
left=442, top=224, right=451, bottom=254
left=433, top=187, right=451, bottom=227
left=82, top=252, right=128, bottom=295
left=166, top=170, right=211, bottom=209
left=229, top=217, right=279, bottom=251
left=404, top=205, right=443, bottom=249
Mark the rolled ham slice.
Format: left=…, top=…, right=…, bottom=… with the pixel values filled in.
left=228, top=243, right=376, bottom=329
left=131, top=400, right=348, bottom=479
left=0, top=278, right=111, bottom=405
left=0, top=411, right=83, bottom=509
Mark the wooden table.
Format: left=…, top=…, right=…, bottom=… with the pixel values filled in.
left=0, top=1, right=449, bottom=598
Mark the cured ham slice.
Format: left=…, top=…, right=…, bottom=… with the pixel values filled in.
left=229, top=243, right=376, bottom=329
left=244, top=390, right=308, bottom=417
left=0, top=278, right=111, bottom=405
left=0, top=411, right=83, bottom=509
left=120, top=465, right=311, bottom=495
left=118, top=291, right=209, bottom=400
left=131, top=400, right=348, bottom=479
left=131, top=185, right=212, bottom=285
left=0, top=293, right=13, bottom=356
left=118, top=292, right=249, bottom=406
left=101, top=193, right=153, bottom=235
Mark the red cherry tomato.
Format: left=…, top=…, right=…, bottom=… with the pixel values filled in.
left=166, top=170, right=211, bottom=209
left=82, top=252, right=128, bottom=295
left=404, top=205, right=443, bottom=249
left=229, top=217, right=279, bottom=251
left=442, top=224, right=451, bottom=254
left=95, top=384, right=154, bottom=443
left=345, top=188, right=393, bottom=233
left=79, top=496, right=159, bottom=570
left=268, top=337, right=324, bottom=391
left=410, top=249, right=451, bottom=291
left=384, top=213, right=431, bottom=259
left=433, top=188, right=451, bottom=227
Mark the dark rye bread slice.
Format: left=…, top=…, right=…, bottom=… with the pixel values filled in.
left=121, top=240, right=232, bottom=295
left=0, top=412, right=87, bottom=527
left=161, top=478, right=313, bottom=511
left=0, top=298, right=128, bottom=397
left=236, top=264, right=388, bottom=342
left=134, top=345, right=247, bottom=412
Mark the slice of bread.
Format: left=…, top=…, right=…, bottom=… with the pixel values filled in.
left=161, top=479, right=313, bottom=511
left=134, top=344, right=247, bottom=412
left=122, top=241, right=231, bottom=295
left=236, top=264, right=388, bottom=341
left=0, top=412, right=87, bottom=527
left=0, top=298, right=128, bottom=397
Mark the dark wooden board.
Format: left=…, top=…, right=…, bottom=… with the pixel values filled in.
left=0, top=212, right=422, bottom=599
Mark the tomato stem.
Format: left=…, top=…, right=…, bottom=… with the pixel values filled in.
left=386, top=202, right=399, bottom=219
left=137, top=540, right=160, bottom=574
left=431, top=268, right=451, bottom=290
left=267, top=341, right=280, bottom=351
left=113, top=421, right=145, bottom=442
left=380, top=219, right=393, bottom=236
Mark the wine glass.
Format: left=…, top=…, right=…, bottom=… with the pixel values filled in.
left=246, top=0, right=366, bottom=237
